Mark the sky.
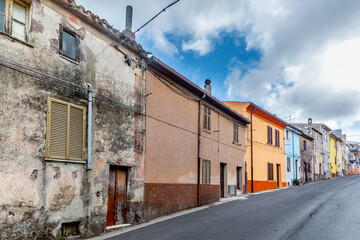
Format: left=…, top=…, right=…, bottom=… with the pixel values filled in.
left=76, top=0, right=360, bottom=141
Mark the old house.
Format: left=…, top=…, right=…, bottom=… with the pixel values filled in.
left=144, top=57, right=250, bottom=220
left=224, top=102, right=287, bottom=192
left=284, top=125, right=301, bottom=186
left=293, top=119, right=324, bottom=181
left=299, top=132, right=314, bottom=182
left=0, top=0, right=147, bottom=239
left=329, top=132, right=342, bottom=178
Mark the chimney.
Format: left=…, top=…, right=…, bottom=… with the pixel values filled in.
left=308, top=118, right=312, bottom=126
left=122, top=5, right=135, bottom=41
left=204, top=79, right=212, bottom=95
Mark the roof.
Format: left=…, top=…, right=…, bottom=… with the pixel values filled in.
left=52, top=0, right=149, bottom=58
left=330, top=132, right=343, bottom=142
left=146, top=57, right=251, bottom=125
left=286, top=124, right=303, bottom=134
left=293, top=123, right=332, bottom=132
left=246, top=102, right=288, bottom=128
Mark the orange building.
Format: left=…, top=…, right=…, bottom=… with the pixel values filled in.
left=144, top=57, right=251, bottom=220
left=223, top=102, right=287, bottom=192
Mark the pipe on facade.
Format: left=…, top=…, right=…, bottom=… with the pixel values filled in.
left=197, top=100, right=202, bottom=206
left=250, top=107, right=257, bottom=193
left=87, top=83, right=93, bottom=170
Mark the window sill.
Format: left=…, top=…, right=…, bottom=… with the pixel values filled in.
left=233, top=142, right=241, bottom=146
left=0, top=31, right=33, bottom=48
left=59, top=54, right=80, bottom=65
left=45, top=158, right=86, bottom=164
left=203, top=129, right=211, bottom=134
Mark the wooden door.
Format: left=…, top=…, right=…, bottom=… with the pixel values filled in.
left=220, top=164, right=225, bottom=198
left=276, top=164, right=281, bottom=187
left=106, top=167, right=127, bottom=226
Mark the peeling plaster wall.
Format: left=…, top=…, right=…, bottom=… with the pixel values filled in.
left=0, top=0, right=145, bottom=239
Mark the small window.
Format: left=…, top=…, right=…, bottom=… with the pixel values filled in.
left=233, top=124, right=239, bottom=144
left=286, top=130, right=290, bottom=140
left=267, top=163, right=273, bottom=180
left=203, top=106, right=211, bottom=132
left=0, top=0, right=29, bottom=41
left=304, top=140, right=306, bottom=151
left=275, top=129, right=280, bottom=147
left=202, top=160, right=211, bottom=184
left=287, top=157, right=291, bottom=172
left=60, top=27, right=79, bottom=61
left=46, top=97, right=86, bottom=161
left=267, top=126, right=273, bottom=145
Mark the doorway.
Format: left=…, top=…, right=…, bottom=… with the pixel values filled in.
left=237, top=167, right=243, bottom=194
left=220, top=163, right=227, bottom=198
left=304, top=162, right=308, bottom=182
left=276, top=164, right=281, bottom=188
left=106, top=166, right=127, bottom=226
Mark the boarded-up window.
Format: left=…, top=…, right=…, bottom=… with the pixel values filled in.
left=233, top=124, right=239, bottom=143
left=203, top=106, right=211, bottom=132
left=268, top=163, right=274, bottom=180
left=202, top=160, right=211, bottom=184
left=60, top=26, right=79, bottom=61
left=275, top=129, right=280, bottom=147
left=267, top=126, right=273, bottom=145
left=287, top=157, right=291, bottom=171
left=46, top=97, right=86, bottom=161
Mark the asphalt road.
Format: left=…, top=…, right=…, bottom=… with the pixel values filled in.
left=108, top=175, right=360, bottom=240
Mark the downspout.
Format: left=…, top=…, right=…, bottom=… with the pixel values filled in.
left=250, top=107, right=256, bottom=193
left=292, top=131, right=295, bottom=181
left=197, top=99, right=202, bottom=206
left=87, top=83, right=93, bottom=170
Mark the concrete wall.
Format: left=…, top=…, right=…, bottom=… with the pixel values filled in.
left=145, top=72, right=247, bottom=220
left=0, top=0, right=145, bottom=239
left=224, top=102, right=287, bottom=192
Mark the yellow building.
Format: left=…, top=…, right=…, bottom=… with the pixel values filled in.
left=224, top=102, right=287, bottom=192
left=329, top=133, right=338, bottom=178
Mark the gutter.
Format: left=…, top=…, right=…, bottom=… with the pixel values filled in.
left=87, top=83, right=93, bottom=170
left=197, top=100, right=202, bottom=206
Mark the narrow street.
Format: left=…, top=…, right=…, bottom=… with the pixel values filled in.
left=105, top=176, right=360, bottom=240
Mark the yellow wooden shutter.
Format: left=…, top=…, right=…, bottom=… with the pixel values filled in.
left=48, top=100, right=67, bottom=159
left=69, top=106, right=84, bottom=160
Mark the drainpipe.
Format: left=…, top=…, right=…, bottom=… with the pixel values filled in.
left=292, top=131, right=295, bottom=181
left=87, top=83, right=93, bottom=170
left=250, top=107, right=256, bottom=193
left=197, top=100, right=202, bottom=206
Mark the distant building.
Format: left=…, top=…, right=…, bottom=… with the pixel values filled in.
left=299, top=132, right=314, bottom=182
left=224, top=102, right=287, bottom=192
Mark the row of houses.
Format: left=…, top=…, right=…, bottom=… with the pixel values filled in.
left=0, top=0, right=357, bottom=239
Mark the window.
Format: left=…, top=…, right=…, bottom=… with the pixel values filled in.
left=267, top=163, right=274, bottom=180
left=46, top=97, right=86, bottom=161
left=0, top=0, right=29, bottom=42
left=233, top=124, right=239, bottom=144
left=286, top=130, right=290, bottom=140
left=303, top=140, right=306, bottom=151
left=275, top=129, right=280, bottom=147
left=203, top=106, right=211, bottom=132
left=267, top=126, right=273, bottom=145
left=60, top=26, right=79, bottom=61
left=287, top=157, right=291, bottom=172
left=202, top=160, right=211, bottom=184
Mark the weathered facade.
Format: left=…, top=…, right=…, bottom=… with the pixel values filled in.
left=144, top=57, right=250, bottom=220
left=224, top=102, right=287, bottom=192
left=299, top=132, right=314, bottom=182
left=0, top=0, right=146, bottom=239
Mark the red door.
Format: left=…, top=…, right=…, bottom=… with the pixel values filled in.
left=107, top=167, right=127, bottom=226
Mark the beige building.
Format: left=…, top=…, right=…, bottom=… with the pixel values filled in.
left=0, top=0, right=147, bottom=238
left=144, top=57, right=250, bottom=220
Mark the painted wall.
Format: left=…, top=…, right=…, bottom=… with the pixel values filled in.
left=285, top=128, right=300, bottom=186
left=299, top=135, right=314, bottom=182
left=0, top=0, right=146, bottom=238
left=145, top=73, right=247, bottom=220
left=224, top=102, right=286, bottom=192
left=329, top=135, right=338, bottom=178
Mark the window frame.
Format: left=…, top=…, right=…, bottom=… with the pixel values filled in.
left=0, top=0, right=29, bottom=42
left=59, top=25, right=80, bottom=62
left=304, top=140, right=307, bottom=151
left=202, top=159, right=211, bottom=184
left=267, top=126, right=273, bottom=145
left=233, top=123, right=239, bottom=144
left=46, top=97, right=86, bottom=161
left=203, top=105, right=211, bottom=132
left=287, top=157, right=291, bottom=172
